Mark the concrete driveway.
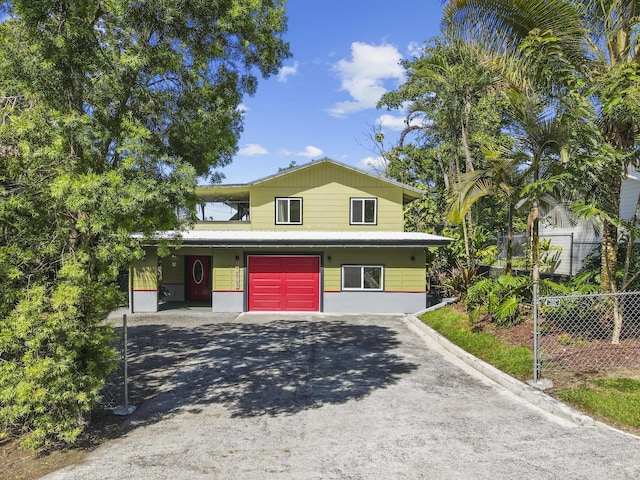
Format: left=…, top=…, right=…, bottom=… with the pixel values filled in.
left=44, top=313, right=640, bottom=479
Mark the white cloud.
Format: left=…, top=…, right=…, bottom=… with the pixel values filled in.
left=237, top=103, right=249, bottom=113
left=281, top=145, right=324, bottom=158
left=406, top=41, right=423, bottom=58
left=376, top=114, right=407, bottom=131
left=358, top=156, right=388, bottom=174
left=277, top=61, right=299, bottom=82
left=238, top=143, right=268, bottom=156
left=376, top=113, right=426, bottom=131
left=329, top=42, right=405, bottom=117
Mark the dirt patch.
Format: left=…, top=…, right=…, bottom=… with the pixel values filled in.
left=1, top=309, right=239, bottom=480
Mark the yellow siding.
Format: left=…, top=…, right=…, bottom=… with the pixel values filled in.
left=323, top=248, right=426, bottom=292
left=212, top=249, right=244, bottom=291
left=132, top=249, right=158, bottom=290
left=250, top=162, right=404, bottom=231
left=193, top=161, right=416, bottom=231
left=161, top=254, right=184, bottom=284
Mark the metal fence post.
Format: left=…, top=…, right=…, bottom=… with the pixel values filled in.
left=532, top=281, right=539, bottom=384
left=113, top=313, right=136, bottom=415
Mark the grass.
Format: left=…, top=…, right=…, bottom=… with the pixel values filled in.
left=420, top=306, right=532, bottom=381
left=556, top=378, right=640, bottom=428
left=421, top=305, right=640, bottom=435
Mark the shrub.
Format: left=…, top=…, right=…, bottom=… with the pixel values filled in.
left=0, top=273, right=117, bottom=448
left=464, top=274, right=531, bottom=328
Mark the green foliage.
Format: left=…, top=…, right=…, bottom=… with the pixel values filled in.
left=420, top=306, right=532, bottom=380
left=568, top=238, right=640, bottom=292
left=0, top=276, right=117, bottom=448
left=464, top=274, right=531, bottom=328
left=539, top=239, right=562, bottom=273
left=0, top=0, right=289, bottom=447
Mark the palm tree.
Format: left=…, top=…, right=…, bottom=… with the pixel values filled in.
left=443, top=0, right=640, bottom=341
left=378, top=38, right=504, bottom=266
left=507, top=89, right=572, bottom=294
left=450, top=88, right=573, bottom=284
left=448, top=151, right=522, bottom=274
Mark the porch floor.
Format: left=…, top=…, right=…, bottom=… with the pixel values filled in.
left=158, top=301, right=211, bottom=312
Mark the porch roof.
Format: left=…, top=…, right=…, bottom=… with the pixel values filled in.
left=133, top=230, right=453, bottom=248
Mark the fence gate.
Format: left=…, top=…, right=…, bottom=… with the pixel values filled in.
left=534, top=291, right=640, bottom=381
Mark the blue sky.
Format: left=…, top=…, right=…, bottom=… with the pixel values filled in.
left=0, top=2, right=445, bottom=184
left=222, top=0, right=444, bottom=184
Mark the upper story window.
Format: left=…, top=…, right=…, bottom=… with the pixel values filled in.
left=276, top=197, right=302, bottom=224
left=350, top=197, right=377, bottom=225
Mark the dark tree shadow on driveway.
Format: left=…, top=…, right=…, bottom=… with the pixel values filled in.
left=124, top=317, right=419, bottom=429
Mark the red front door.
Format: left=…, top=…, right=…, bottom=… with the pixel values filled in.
left=186, top=256, right=210, bottom=301
left=248, top=255, right=320, bottom=311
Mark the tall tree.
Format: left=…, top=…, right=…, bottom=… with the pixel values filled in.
left=378, top=39, right=508, bottom=265
left=0, top=0, right=290, bottom=447
left=448, top=149, right=523, bottom=274
left=443, top=0, right=640, bottom=299
left=504, top=89, right=573, bottom=290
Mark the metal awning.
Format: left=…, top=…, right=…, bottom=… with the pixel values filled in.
left=133, top=230, right=453, bottom=248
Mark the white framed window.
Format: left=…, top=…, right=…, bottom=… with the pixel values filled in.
left=276, top=197, right=302, bottom=224
left=341, top=265, right=384, bottom=291
left=350, top=197, right=377, bottom=225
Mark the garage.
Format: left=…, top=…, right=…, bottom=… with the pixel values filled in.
left=248, top=255, right=321, bottom=311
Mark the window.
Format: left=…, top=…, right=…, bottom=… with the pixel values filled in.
left=276, top=197, right=302, bottom=224
left=341, top=265, right=383, bottom=291
left=350, top=198, right=377, bottom=225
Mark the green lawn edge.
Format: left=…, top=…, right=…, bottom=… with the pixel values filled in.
left=419, top=306, right=532, bottom=380
left=420, top=305, right=640, bottom=433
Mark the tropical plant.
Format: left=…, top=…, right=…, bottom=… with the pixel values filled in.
left=443, top=0, right=640, bottom=343
left=464, top=274, right=531, bottom=328
left=449, top=146, right=523, bottom=274
left=378, top=38, right=509, bottom=266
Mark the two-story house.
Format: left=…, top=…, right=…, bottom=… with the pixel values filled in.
left=129, top=158, right=451, bottom=313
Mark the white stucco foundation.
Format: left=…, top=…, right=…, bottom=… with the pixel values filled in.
left=323, top=291, right=427, bottom=314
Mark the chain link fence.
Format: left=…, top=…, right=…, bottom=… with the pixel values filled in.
left=98, top=315, right=132, bottom=411
left=535, top=291, right=640, bottom=379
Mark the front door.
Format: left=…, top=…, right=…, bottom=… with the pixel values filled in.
left=186, top=256, right=210, bottom=301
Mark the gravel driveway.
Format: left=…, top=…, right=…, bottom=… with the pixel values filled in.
left=43, top=311, right=640, bottom=479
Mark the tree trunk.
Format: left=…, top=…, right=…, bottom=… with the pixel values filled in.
left=506, top=204, right=514, bottom=276
left=461, top=92, right=475, bottom=173
left=601, top=123, right=632, bottom=344
left=462, top=214, right=472, bottom=269
left=531, top=201, right=540, bottom=288
left=602, top=173, right=621, bottom=343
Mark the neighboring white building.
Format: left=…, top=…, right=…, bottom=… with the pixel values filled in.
left=538, top=167, right=640, bottom=276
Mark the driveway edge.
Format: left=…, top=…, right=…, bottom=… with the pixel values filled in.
left=405, top=304, right=638, bottom=437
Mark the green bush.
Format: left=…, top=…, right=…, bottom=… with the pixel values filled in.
left=0, top=267, right=117, bottom=448
left=464, top=274, right=531, bottom=327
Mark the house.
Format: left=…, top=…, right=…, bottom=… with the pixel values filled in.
left=537, top=167, right=640, bottom=276
left=129, top=158, right=452, bottom=314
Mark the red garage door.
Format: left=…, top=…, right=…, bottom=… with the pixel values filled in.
left=248, top=256, right=320, bottom=311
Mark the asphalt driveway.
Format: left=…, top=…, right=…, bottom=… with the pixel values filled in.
left=44, top=313, right=640, bottom=479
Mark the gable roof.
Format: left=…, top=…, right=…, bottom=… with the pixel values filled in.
left=197, top=157, right=424, bottom=204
